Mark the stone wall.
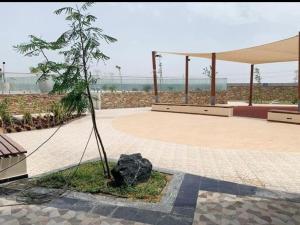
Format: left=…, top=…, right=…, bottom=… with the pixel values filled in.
left=227, top=85, right=297, bottom=102
left=0, top=94, right=63, bottom=115
left=0, top=84, right=297, bottom=114
left=100, top=92, right=153, bottom=109
left=100, top=91, right=227, bottom=109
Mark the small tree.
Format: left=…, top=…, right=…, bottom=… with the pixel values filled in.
left=254, top=68, right=262, bottom=84
left=202, top=66, right=218, bottom=79
left=14, top=2, right=117, bottom=178
left=254, top=67, right=263, bottom=103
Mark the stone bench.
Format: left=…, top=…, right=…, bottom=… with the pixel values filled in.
left=151, top=103, right=233, bottom=117
left=268, top=109, right=300, bottom=124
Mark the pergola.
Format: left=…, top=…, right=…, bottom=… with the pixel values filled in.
left=152, top=33, right=300, bottom=111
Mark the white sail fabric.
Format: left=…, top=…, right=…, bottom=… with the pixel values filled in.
left=159, top=35, right=299, bottom=64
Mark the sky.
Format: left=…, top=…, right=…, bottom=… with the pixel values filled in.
left=1, top=2, right=300, bottom=83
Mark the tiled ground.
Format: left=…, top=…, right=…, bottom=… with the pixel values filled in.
left=1, top=173, right=300, bottom=225
left=7, top=107, right=300, bottom=193
left=2, top=107, right=300, bottom=224
left=0, top=202, right=149, bottom=225
left=193, top=191, right=300, bottom=225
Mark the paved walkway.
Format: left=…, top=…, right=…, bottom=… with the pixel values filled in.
left=7, top=107, right=300, bottom=193
left=1, top=173, right=300, bottom=225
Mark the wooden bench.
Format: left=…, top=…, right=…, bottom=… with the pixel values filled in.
left=151, top=103, right=233, bottom=117
left=0, top=134, right=28, bottom=183
left=267, top=110, right=300, bottom=124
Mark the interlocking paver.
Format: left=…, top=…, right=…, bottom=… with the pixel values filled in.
left=193, top=191, right=300, bottom=225
left=6, top=107, right=300, bottom=193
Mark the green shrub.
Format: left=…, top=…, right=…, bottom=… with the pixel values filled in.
left=291, top=98, right=298, bottom=104
left=23, top=111, right=33, bottom=125
left=0, top=98, right=12, bottom=127
left=50, top=102, right=66, bottom=124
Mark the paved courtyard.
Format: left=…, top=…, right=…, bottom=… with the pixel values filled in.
left=7, top=107, right=300, bottom=193
left=1, top=107, right=300, bottom=224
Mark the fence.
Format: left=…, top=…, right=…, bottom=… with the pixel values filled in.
left=0, top=73, right=227, bottom=94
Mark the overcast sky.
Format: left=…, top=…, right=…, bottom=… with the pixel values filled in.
left=1, top=2, right=300, bottom=83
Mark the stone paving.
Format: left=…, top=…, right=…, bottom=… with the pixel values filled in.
left=193, top=191, right=300, bottom=225
left=1, top=107, right=300, bottom=224
left=1, top=173, right=300, bottom=225
left=7, top=107, right=300, bottom=193
left=0, top=201, right=149, bottom=225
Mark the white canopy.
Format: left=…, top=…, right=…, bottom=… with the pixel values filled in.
left=159, top=35, right=299, bottom=64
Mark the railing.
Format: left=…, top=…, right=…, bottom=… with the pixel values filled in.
left=0, top=73, right=227, bottom=94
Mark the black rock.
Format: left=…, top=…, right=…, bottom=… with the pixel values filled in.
left=111, top=153, right=152, bottom=186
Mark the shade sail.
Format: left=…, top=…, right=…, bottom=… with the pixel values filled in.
left=159, top=35, right=299, bottom=64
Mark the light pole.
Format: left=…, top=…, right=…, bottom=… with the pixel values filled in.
left=155, top=54, right=163, bottom=90
left=115, top=65, right=122, bottom=91
left=2, top=62, right=6, bottom=94
left=2, top=62, right=5, bottom=83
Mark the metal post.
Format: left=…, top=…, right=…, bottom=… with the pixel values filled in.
left=152, top=51, right=159, bottom=103
left=249, top=64, right=254, bottom=106
left=185, top=56, right=189, bottom=104
left=2, top=62, right=5, bottom=94
left=2, top=62, right=5, bottom=83
left=115, top=65, right=122, bottom=91
left=0, top=68, right=2, bottom=94
left=298, top=32, right=300, bottom=111
left=210, top=53, right=216, bottom=105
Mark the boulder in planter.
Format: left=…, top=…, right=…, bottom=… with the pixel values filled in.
left=111, top=153, right=152, bottom=186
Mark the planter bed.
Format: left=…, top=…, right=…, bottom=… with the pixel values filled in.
left=30, top=160, right=170, bottom=203
left=0, top=113, right=86, bottom=134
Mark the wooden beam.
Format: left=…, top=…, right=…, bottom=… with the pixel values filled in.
left=210, top=53, right=216, bottom=105
left=152, top=51, right=159, bottom=103
left=249, top=64, right=254, bottom=106
left=185, top=56, right=189, bottom=104
left=298, top=32, right=300, bottom=111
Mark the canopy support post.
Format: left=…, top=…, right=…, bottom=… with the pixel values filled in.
left=184, top=56, right=189, bottom=104
left=249, top=64, right=254, bottom=106
left=210, top=53, right=216, bottom=105
left=298, top=32, right=300, bottom=111
left=152, top=51, right=159, bottom=103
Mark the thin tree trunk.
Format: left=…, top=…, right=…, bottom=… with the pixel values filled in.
left=85, top=83, right=111, bottom=178
left=77, top=10, right=111, bottom=178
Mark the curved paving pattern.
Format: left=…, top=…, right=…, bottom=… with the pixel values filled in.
left=6, top=107, right=300, bottom=194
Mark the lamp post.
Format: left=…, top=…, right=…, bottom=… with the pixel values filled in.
left=115, top=65, right=122, bottom=91
left=2, top=62, right=5, bottom=83
left=2, top=62, right=6, bottom=94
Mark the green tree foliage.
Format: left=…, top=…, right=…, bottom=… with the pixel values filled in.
left=202, top=66, right=218, bottom=79
left=14, top=2, right=117, bottom=178
left=0, top=98, right=12, bottom=127
left=253, top=67, right=263, bottom=103
left=254, top=68, right=262, bottom=84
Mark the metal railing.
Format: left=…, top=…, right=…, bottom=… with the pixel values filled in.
left=0, top=73, right=227, bottom=94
